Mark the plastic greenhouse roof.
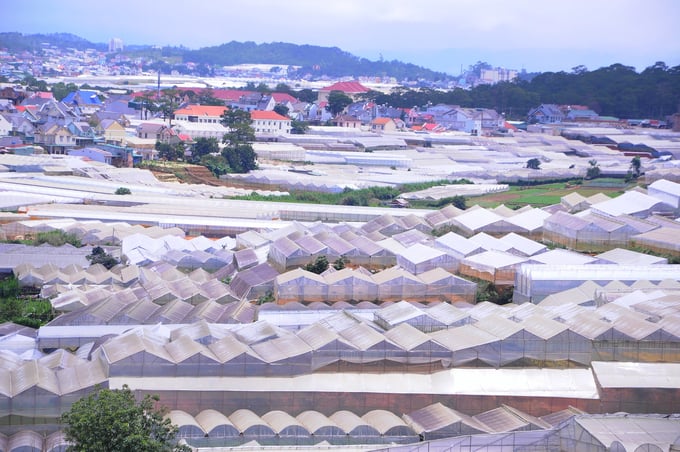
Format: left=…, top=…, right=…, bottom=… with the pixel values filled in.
left=528, top=249, right=599, bottom=266
left=453, top=208, right=507, bottom=230
left=518, top=264, right=680, bottom=282
left=592, top=190, right=672, bottom=217
left=463, top=250, right=528, bottom=269
left=110, top=367, right=599, bottom=398
left=592, top=361, right=680, bottom=389
left=575, top=415, right=680, bottom=452
left=374, top=301, right=427, bottom=325
left=434, top=232, right=484, bottom=256
left=404, top=402, right=487, bottom=434
left=596, top=248, right=668, bottom=265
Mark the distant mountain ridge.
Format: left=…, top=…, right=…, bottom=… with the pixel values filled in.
left=0, top=32, right=107, bottom=52
left=0, top=32, right=451, bottom=81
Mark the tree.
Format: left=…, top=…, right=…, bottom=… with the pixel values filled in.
left=305, top=255, right=329, bottom=274
left=526, top=158, right=541, bottom=170
left=115, top=187, right=131, bottom=195
left=155, top=142, right=185, bottom=161
left=273, top=104, right=289, bottom=117
left=51, top=81, right=78, bottom=101
left=333, top=256, right=349, bottom=270
left=196, top=88, right=224, bottom=106
left=629, top=156, right=642, bottom=178
left=190, top=137, right=219, bottom=163
left=86, top=246, right=119, bottom=270
left=290, top=119, right=309, bottom=135
left=326, top=90, right=353, bottom=116
left=295, top=88, right=317, bottom=103
left=221, top=109, right=258, bottom=173
left=222, top=144, right=257, bottom=173
left=200, top=154, right=229, bottom=177
left=221, top=109, right=255, bottom=144
left=157, top=88, right=181, bottom=126
left=451, top=195, right=467, bottom=210
left=586, top=159, right=601, bottom=179
left=61, top=385, right=190, bottom=452
left=136, top=91, right=159, bottom=120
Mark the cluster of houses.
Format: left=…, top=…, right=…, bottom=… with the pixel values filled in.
left=0, top=80, right=517, bottom=165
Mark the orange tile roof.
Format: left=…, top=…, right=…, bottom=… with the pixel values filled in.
left=372, top=117, right=392, bottom=125
left=250, top=110, right=289, bottom=120
left=174, top=105, right=227, bottom=116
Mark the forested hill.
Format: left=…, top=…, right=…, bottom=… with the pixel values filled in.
left=0, top=32, right=107, bottom=52
left=183, top=41, right=449, bottom=80
left=0, top=32, right=449, bottom=81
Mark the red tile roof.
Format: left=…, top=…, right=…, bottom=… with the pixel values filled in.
left=320, top=81, right=369, bottom=94
left=250, top=110, right=289, bottom=121
left=271, top=93, right=298, bottom=103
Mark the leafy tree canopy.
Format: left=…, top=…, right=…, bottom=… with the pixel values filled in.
left=526, top=158, right=542, bottom=170
left=61, top=385, right=190, bottom=452
left=326, top=90, right=353, bottom=116
left=305, top=255, right=329, bottom=274
left=86, top=246, right=119, bottom=270
left=221, top=109, right=255, bottom=145
left=190, top=137, right=220, bottom=164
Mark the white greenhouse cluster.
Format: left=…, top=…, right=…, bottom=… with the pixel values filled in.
left=0, top=147, right=679, bottom=450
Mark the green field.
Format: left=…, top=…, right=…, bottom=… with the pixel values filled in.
left=469, top=180, right=634, bottom=209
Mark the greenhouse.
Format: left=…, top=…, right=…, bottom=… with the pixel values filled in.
left=396, top=244, right=458, bottom=275
left=324, top=268, right=379, bottom=303
left=632, top=227, right=680, bottom=257
left=504, top=208, right=552, bottom=239
left=591, top=190, right=677, bottom=218
left=542, top=211, right=643, bottom=252
left=595, top=247, right=668, bottom=265
left=514, top=264, right=680, bottom=304
left=448, top=207, right=521, bottom=236
left=433, top=232, right=485, bottom=271
left=459, top=250, right=528, bottom=285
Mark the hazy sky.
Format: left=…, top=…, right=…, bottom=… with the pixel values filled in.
left=4, top=0, right=679, bottom=75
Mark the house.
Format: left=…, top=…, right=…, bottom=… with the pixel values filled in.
left=62, top=90, right=104, bottom=115
left=96, top=119, right=127, bottom=144
left=67, top=121, right=97, bottom=146
left=2, top=113, right=36, bottom=141
left=136, top=122, right=178, bottom=143
left=0, top=99, right=16, bottom=113
left=317, top=81, right=370, bottom=104
left=38, top=100, right=78, bottom=125
left=271, top=93, right=298, bottom=112
left=92, top=110, right=131, bottom=128
left=229, top=93, right=275, bottom=112
left=173, top=105, right=227, bottom=124
left=527, top=104, right=565, bottom=124
left=371, top=117, right=404, bottom=133
left=20, top=91, right=54, bottom=107
left=250, top=110, right=291, bottom=135
left=35, top=122, right=76, bottom=154
left=0, top=86, right=27, bottom=105
left=307, top=102, right=333, bottom=123
left=565, top=107, right=599, bottom=121
left=332, top=115, right=362, bottom=129
left=0, top=114, right=11, bottom=137
left=436, top=107, right=503, bottom=134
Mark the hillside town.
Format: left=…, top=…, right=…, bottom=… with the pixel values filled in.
left=0, top=37, right=679, bottom=451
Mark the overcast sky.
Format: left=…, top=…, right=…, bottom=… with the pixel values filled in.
left=4, top=0, right=679, bottom=75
